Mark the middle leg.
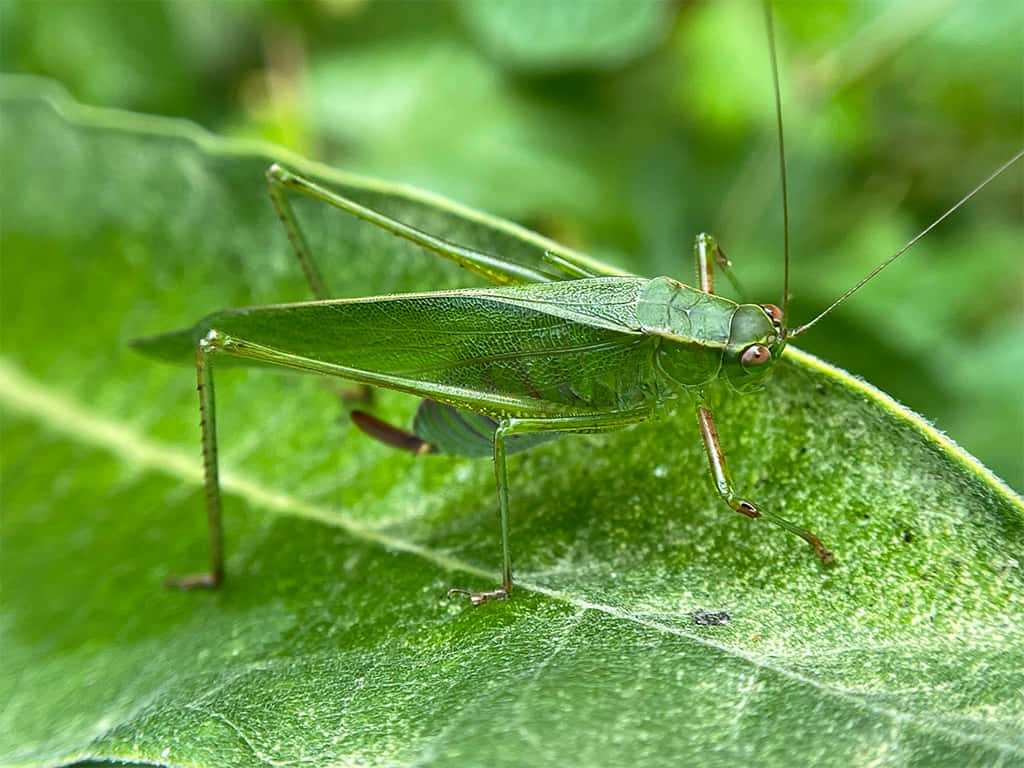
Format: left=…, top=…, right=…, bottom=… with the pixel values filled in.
left=447, top=407, right=653, bottom=605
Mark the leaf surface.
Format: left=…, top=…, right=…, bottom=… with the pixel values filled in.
left=2, top=79, right=1022, bottom=768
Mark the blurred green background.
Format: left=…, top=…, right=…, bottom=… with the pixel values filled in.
left=3, top=0, right=1021, bottom=489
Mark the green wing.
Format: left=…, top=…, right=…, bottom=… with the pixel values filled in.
left=133, top=278, right=661, bottom=419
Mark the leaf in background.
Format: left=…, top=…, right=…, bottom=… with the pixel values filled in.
left=0, top=0, right=259, bottom=119
left=456, top=0, right=671, bottom=71
left=2, top=79, right=1023, bottom=767
left=307, top=37, right=616, bottom=224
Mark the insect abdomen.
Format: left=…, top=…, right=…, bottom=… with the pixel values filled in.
left=412, top=400, right=561, bottom=458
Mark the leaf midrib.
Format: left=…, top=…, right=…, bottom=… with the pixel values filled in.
left=2, top=358, right=1019, bottom=756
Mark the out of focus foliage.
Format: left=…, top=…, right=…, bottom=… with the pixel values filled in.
left=3, top=0, right=1021, bottom=488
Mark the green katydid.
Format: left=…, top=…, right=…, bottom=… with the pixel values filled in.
left=130, top=9, right=1024, bottom=605
left=131, top=152, right=1021, bottom=605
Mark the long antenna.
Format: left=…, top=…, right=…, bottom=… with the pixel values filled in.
left=789, top=147, right=1024, bottom=338
left=764, top=1, right=791, bottom=327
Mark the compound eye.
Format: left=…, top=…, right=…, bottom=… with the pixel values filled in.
left=760, top=303, right=783, bottom=324
left=740, top=344, right=771, bottom=367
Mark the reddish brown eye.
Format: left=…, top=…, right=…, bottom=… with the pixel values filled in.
left=760, top=303, right=783, bottom=324
left=740, top=344, right=771, bottom=367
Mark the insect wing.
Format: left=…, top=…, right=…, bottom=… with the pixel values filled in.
left=185, top=278, right=659, bottom=418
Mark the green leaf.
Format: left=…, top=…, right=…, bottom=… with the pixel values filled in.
left=456, top=0, right=671, bottom=71
left=2, top=78, right=1022, bottom=768
left=306, top=36, right=614, bottom=222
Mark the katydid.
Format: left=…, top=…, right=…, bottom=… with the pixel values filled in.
left=130, top=9, right=1024, bottom=605
left=131, top=149, right=1021, bottom=604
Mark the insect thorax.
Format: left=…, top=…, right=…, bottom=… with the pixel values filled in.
left=637, top=276, right=734, bottom=388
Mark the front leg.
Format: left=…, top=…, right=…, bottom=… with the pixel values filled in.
left=695, top=403, right=833, bottom=564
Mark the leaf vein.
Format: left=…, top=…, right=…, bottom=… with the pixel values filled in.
left=1, top=359, right=1021, bottom=759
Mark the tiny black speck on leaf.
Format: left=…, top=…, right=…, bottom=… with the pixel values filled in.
left=690, top=609, right=731, bottom=626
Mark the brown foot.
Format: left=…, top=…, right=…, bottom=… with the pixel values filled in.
left=736, top=498, right=835, bottom=566
left=446, top=587, right=508, bottom=606
left=165, top=572, right=221, bottom=590
left=806, top=535, right=835, bottom=566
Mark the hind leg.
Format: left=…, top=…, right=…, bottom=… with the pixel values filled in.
left=266, top=164, right=554, bottom=289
